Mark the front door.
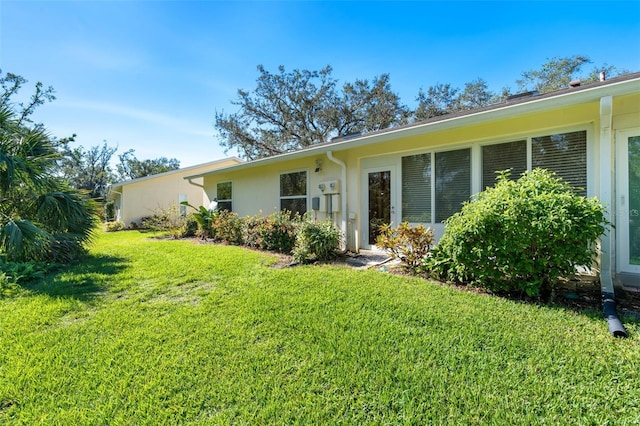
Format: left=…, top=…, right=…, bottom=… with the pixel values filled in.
left=363, top=167, right=396, bottom=249
left=617, top=128, right=640, bottom=275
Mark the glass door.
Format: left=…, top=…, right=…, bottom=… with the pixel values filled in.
left=617, top=129, right=640, bottom=274
left=362, top=167, right=396, bottom=248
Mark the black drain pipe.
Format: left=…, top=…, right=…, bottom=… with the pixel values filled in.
left=602, top=292, right=628, bottom=338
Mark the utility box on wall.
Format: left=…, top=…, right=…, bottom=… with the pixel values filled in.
left=318, top=180, right=340, bottom=194
left=330, top=194, right=341, bottom=212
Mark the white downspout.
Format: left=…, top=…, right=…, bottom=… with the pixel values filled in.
left=599, top=95, right=627, bottom=337
left=186, top=178, right=207, bottom=207
left=599, top=95, right=615, bottom=294
left=326, top=150, right=348, bottom=250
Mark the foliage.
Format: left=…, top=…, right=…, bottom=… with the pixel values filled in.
left=181, top=201, right=217, bottom=239
left=210, top=210, right=244, bottom=245
left=244, top=210, right=301, bottom=254
left=116, top=149, right=180, bottom=181
left=57, top=141, right=117, bottom=200
left=292, top=219, right=341, bottom=262
left=426, top=169, right=609, bottom=299
left=414, top=79, right=499, bottom=121
left=1, top=231, right=639, bottom=424
left=0, top=258, right=51, bottom=284
left=376, top=222, right=434, bottom=272
left=103, top=200, right=116, bottom=222
left=215, top=65, right=409, bottom=160
left=0, top=118, right=97, bottom=261
left=0, top=70, right=55, bottom=127
left=516, top=55, right=629, bottom=94
left=140, top=205, right=186, bottom=239
left=0, top=75, right=99, bottom=263
left=104, top=221, right=125, bottom=232
left=179, top=213, right=198, bottom=238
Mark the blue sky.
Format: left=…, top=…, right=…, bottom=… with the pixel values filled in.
left=2, top=1, right=639, bottom=167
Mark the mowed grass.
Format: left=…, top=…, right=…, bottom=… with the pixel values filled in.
left=1, top=231, right=640, bottom=424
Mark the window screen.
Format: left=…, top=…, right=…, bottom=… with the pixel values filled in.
left=482, top=140, right=527, bottom=188
left=280, top=171, right=307, bottom=215
left=435, top=148, right=471, bottom=222
left=532, top=130, right=587, bottom=195
left=216, top=181, right=232, bottom=212
left=402, top=153, right=431, bottom=222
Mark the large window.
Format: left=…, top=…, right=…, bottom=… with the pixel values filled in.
left=280, top=171, right=307, bottom=215
left=398, top=129, right=587, bottom=225
left=216, top=181, right=232, bottom=212
left=402, top=153, right=431, bottom=222
left=532, top=130, right=587, bottom=196
left=435, top=148, right=471, bottom=222
left=482, top=140, right=527, bottom=188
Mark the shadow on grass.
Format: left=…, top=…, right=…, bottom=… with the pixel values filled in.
left=22, top=254, right=128, bottom=302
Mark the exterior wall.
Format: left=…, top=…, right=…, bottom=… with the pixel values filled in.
left=198, top=87, right=640, bottom=287
left=115, top=159, right=240, bottom=226
left=203, top=156, right=345, bottom=220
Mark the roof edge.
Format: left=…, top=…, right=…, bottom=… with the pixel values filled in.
left=186, top=72, right=640, bottom=179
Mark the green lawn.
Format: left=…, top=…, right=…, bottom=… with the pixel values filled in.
left=1, top=231, right=639, bottom=424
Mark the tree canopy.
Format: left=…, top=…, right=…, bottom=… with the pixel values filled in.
left=216, top=56, right=631, bottom=160
left=116, top=149, right=180, bottom=181
left=0, top=71, right=97, bottom=262
left=215, top=65, right=409, bottom=160
left=58, top=141, right=117, bottom=200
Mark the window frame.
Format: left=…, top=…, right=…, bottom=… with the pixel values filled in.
left=216, top=181, right=233, bottom=212
left=279, top=169, right=309, bottom=215
left=396, top=125, right=592, bottom=225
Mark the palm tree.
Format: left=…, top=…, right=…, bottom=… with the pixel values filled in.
left=0, top=105, right=98, bottom=262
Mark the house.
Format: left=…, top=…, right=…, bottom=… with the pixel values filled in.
left=108, top=157, right=242, bottom=227
left=185, top=73, right=640, bottom=290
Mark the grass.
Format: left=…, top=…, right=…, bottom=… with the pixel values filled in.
left=1, top=231, right=640, bottom=424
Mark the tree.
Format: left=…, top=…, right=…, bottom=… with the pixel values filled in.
left=414, top=83, right=459, bottom=121
left=116, top=149, right=180, bottom=181
left=215, top=65, right=409, bottom=160
left=455, top=78, right=495, bottom=110
left=414, top=79, right=496, bottom=121
left=58, top=141, right=117, bottom=200
left=516, top=55, right=592, bottom=93
left=0, top=71, right=55, bottom=128
left=0, top=71, right=97, bottom=262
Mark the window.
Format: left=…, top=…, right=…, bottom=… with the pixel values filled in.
left=435, top=148, right=471, bottom=222
left=216, top=181, right=232, bottom=212
left=482, top=140, right=527, bottom=188
left=402, top=153, right=431, bottom=222
left=532, top=130, right=587, bottom=195
left=280, top=171, right=307, bottom=215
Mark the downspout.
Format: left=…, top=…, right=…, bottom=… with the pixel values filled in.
left=186, top=178, right=205, bottom=189
left=326, top=151, right=348, bottom=250
left=599, top=95, right=628, bottom=338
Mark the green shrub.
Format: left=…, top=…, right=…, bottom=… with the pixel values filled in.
left=244, top=210, right=300, bottom=254
left=104, top=221, right=125, bottom=232
left=293, top=220, right=342, bottom=262
left=211, top=210, right=244, bottom=245
left=179, top=214, right=199, bottom=238
left=103, top=200, right=116, bottom=222
left=140, top=205, right=186, bottom=238
left=0, top=259, right=51, bottom=284
left=376, top=222, right=434, bottom=273
left=425, top=169, right=608, bottom=299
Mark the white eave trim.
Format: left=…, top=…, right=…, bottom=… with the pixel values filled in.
left=186, top=76, right=640, bottom=179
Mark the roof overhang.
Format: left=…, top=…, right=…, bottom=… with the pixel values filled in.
left=185, top=74, right=640, bottom=180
